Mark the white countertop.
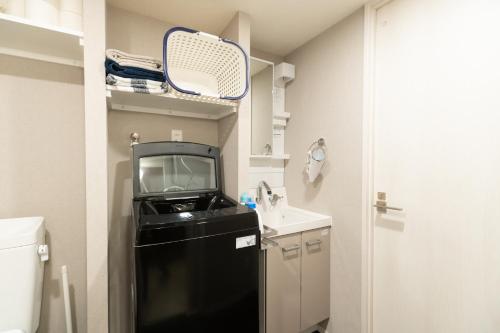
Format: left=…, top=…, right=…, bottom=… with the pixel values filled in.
left=261, top=206, right=332, bottom=237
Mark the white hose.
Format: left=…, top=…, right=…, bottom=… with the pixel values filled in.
left=61, top=265, right=73, bottom=333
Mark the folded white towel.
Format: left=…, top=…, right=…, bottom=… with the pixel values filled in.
left=106, top=49, right=163, bottom=72
left=107, top=84, right=167, bottom=95
left=106, top=74, right=166, bottom=88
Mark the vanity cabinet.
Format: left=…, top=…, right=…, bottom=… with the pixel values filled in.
left=300, top=228, right=331, bottom=330
left=266, top=233, right=302, bottom=333
left=265, top=227, right=331, bottom=333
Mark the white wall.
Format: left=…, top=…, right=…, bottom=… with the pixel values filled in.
left=0, top=55, right=87, bottom=333
left=284, top=8, right=365, bottom=333
left=106, top=5, right=172, bottom=60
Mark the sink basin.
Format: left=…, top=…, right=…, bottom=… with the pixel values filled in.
left=263, top=206, right=332, bottom=237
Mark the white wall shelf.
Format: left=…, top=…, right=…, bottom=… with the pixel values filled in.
left=273, top=111, right=291, bottom=119
left=0, top=13, right=84, bottom=67
left=250, top=154, right=290, bottom=160
left=106, top=86, right=238, bottom=120
left=273, top=118, right=287, bottom=127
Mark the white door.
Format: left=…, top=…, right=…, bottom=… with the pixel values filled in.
left=373, top=0, right=500, bottom=332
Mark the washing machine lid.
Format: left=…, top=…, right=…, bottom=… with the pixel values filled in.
left=0, top=217, right=44, bottom=250
left=132, top=142, right=222, bottom=199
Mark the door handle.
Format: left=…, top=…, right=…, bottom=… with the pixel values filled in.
left=305, top=239, right=322, bottom=247
left=373, top=200, right=403, bottom=212
left=282, top=244, right=300, bottom=253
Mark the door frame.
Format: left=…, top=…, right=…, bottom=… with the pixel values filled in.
left=361, top=1, right=394, bottom=333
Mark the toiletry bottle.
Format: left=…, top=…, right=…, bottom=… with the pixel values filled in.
left=240, top=192, right=249, bottom=206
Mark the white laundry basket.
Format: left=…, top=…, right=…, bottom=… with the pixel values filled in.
left=162, top=27, right=249, bottom=101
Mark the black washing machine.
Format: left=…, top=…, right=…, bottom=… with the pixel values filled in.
left=130, top=141, right=260, bottom=333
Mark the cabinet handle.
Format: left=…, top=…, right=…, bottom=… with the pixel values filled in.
left=282, top=244, right=300, bottom=253
left=306, top=239, right=322, bottom=247
left=261, top=237, right=279, bottom=249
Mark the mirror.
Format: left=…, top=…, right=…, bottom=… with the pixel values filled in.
left=251, top=57, right=274, bottom=156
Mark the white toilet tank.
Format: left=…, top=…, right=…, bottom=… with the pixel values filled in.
left=0, top=217, right=47, bottom=333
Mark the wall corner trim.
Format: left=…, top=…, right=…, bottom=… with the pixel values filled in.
left=84, top=0, right=109, bottom=332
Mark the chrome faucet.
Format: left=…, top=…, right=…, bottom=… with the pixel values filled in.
left=263, top=143, right=272, bottom=155
left=256, top=181, right=282, bottom=206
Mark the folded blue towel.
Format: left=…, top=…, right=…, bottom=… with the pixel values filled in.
left=105, top=59, right=164, bottom=82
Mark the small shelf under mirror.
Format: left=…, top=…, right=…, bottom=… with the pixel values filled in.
left=273, top=112, right=291, bottom=119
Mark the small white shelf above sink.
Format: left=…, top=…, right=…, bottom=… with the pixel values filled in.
left=273, top=112, right=291, bottom=119
left=250, top=154, right=290, bottom=160
left=106, top=86, right=238, bottom=120
left=0, top=13, right=83, bottom=67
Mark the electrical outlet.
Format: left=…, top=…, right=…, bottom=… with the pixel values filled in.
left=171, top=129, right=183, bottom=141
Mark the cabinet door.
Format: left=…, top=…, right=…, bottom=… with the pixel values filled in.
left=266, top=233, right=301, bottom=333
left=300, top=227, right=331, bottom=330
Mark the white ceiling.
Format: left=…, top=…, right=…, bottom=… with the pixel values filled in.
left=107, top=0, right=368, bottom=56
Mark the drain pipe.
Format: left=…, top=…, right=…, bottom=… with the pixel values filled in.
left=61, top=265, right=73, bottom=333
